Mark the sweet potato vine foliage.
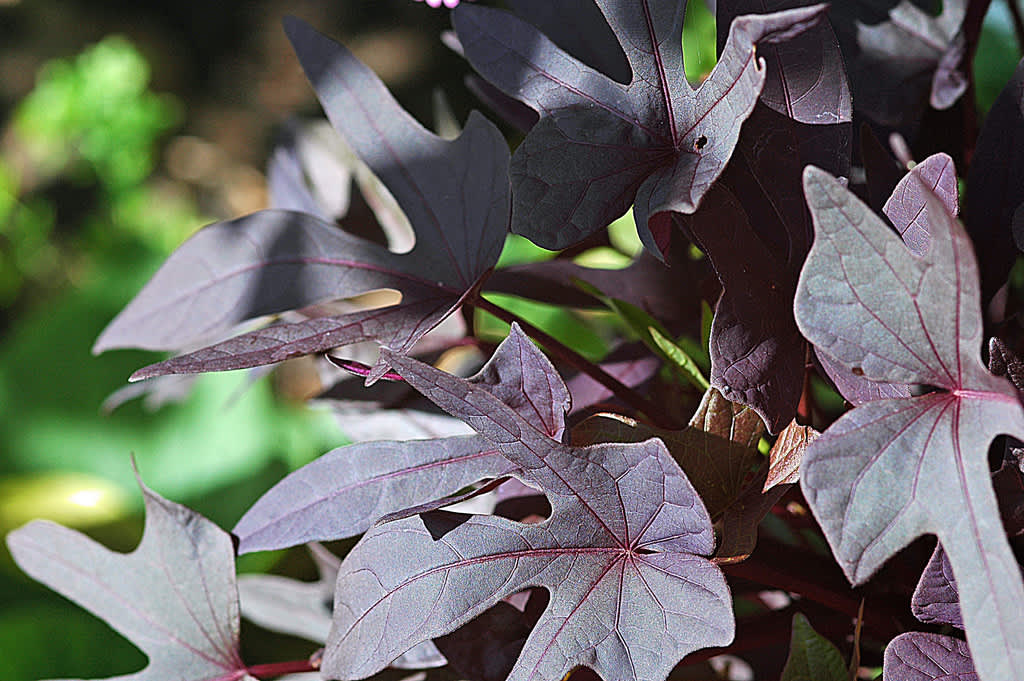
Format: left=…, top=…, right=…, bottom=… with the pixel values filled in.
left=8, top=2, right=1024, bottom=681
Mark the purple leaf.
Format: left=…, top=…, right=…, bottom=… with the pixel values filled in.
left=238, top=543, right=447, bottom=669
left=971, top=59, right=1024, bottom=304
left=235, top=325, right=571, bottom=553
left=795, top=165, right=1024, bottom=681
left=6, top=471, right=254, bottom=681
left=485, top=249, right=711, bottom=326
left=831, top=1, right=968, bottom=129
left=665, top=0, right=850, bottom=431
left=883, top=633, right=977, bottom=681
left=571, top=387, right=765, bottom=520
left=819, top=153, right=957, bottom=405
left=912, top=457, right=1024, bottom=629
left=912, top=544, right=963, bottom=629
left=453, top=0, right=828, bottom=251
left=96, top=17, right=509, bottom=383
left=323, top=326, right=733, bottom=681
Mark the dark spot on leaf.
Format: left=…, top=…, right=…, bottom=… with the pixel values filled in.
left=694, top=135, right=708, bottom=151
left=852, top=367, right=864, bottom=376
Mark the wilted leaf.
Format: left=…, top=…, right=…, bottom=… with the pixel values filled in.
left=453, top=0, right=828, bottom=251
left=6, top=470, right=254, bottom=681
left=96, top=18, right=509, bottom=384
left=322, top=326, right=734, bottom=681
left=795, top=164, right=1024, bottom=681
left=763, top=420, right=819, bottom=491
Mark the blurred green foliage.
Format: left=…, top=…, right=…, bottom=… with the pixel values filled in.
left=0, top=36, right=341, bottom=680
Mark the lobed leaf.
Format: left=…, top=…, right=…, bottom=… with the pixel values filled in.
left=453, top=0, right=828, bottom=251
left=669, top=0, right=851, bottom=430
left=795, top=164, right=1024, bottom=681
left=96, top=17, right=509, bottom=383
left=234, top=324, right=572, bottom=553
left=6, top=471, right=254, bottom=681
left=322, top=326, right=733, bottom=681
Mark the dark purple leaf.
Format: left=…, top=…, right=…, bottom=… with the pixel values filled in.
left=883, top=633, right=977, bottom=681
left=664, top=0, right=850, bottom=431
left=795, top=165, right=1024, bottom=680
left=971, top=59, right=1024, bottom=304
left=235, top=324, right=573, bottom=553
left=6, top=471, right=254, bottom=681
left=96, top=18, right=509, bottom=384
left=453, top=0, right=828, bottom=251
left=322, top=326, right=733, bottom=680
left=912, top=544, right=963, bottom=628
left=913, top=457, right=1024, bottom=629
left=484, top=249, right=709, bottom=325
left=571, top=387, right=765, bottom=519
left=831, top=1, right=968, bottom=129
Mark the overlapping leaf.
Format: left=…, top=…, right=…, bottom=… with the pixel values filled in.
left=883, top=633, right=977, bottom=681
left=6, top=472, right=254, bottom=681
left=95, top=17, right=509, bottom=383
left=233, top=323, right=574, bottom=553
left=830, top=0, right=968, bottom=129
left=453, top=0, right=828, bottom=251
left=659, top=0, right=851, bottom=430
left=817, top=152, right=957, bottom=406
left=323, top=325, right=733, bottom=681
left=795, top=164, right=1024, bottom=681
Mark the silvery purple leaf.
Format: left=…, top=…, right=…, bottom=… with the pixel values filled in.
left=6, top=470, right=254, bottom=681
left=96, top=17, right=509, bottom=384
left=235, top=326, right=570, bottom=553
left=795, top=165, right=1024, bottom=681
left=453, top=0, right=828, bottom=251
left=323, top=326, right=733, bottom=681
left=883, top=632, right=977, bottom=681
left=820, top=152, right=957, bottom=405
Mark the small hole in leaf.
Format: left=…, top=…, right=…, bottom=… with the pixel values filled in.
left=694, top=135, right=708, bottom=151
left=851, top=367, right=864, bottom=376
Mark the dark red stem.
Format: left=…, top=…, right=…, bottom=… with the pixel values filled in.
left=247, top=659, right=318, bottom=679
left=470, top=295, right=680, bottom=428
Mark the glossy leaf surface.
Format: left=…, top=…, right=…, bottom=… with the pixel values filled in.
left=795, top=165, right=1024, bottom=681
